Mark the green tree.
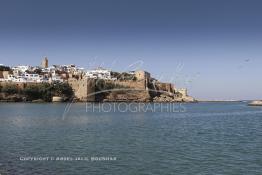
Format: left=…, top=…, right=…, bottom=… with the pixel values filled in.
left=24, top=85, right=43, bottom=100
left=1, top=84, right=18, bottom=94
left=0, top=66, right=11, bottom=71
left=52, top=83, right=73, bottom=98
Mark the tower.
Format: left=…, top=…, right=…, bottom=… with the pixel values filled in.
left=41, top=57, right=48, bottom=68
left=135, top=70, right=151, bottom=90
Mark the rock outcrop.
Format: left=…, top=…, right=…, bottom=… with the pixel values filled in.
left=153, top=93, right=196, bottom=103
left=0, top=93, right=24, bottom=102
left=103, top=90, right=151, bottom=102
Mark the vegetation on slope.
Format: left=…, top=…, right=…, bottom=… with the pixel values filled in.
left=0, top=82, right=73, bottom=102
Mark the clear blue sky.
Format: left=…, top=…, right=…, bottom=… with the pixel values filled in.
left=0, top=0, right=262, bottom=100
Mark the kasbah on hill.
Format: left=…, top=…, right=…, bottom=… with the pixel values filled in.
left=0, top=57, right=195, bottom=102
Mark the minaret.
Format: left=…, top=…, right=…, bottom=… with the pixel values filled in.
left=41, top=57, right=48, bottom=68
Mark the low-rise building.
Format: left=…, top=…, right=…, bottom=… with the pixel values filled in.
left=85, top=67, right=114, bottom=80
left=12, top=65, right=31, bottom=74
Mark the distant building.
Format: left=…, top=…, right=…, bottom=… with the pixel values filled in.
left=177, top=88, right=187, bottom=97
left=12, top=65, right=31, bottom=75
left=85, top=67, right=113, bottom=80
left=41, top=57, right=48, bottom=68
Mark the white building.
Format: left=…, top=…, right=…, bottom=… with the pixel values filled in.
left=12, top=65, right=31, bottom=73
left=85, top=67, right=114, bottom=80
left=4, top=73, right=48, bottom=83
left=49, top=76, right=64, bottom=83
left=24, top=73, right=43, bottom=81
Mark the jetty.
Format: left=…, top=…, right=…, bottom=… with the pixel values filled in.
left=248, top=100, right=262, bottom=106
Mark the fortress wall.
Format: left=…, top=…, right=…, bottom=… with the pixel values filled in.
left=68, top=78, right=95, bottom=101
left=104, top=80, right=147, bottom=90
left=135, top=70, right=150, bottom=81
left=0, top=82, right=39, bottom=90
left=152, top=82, right=175, bottom=93
left=0, top=71, right=11, bottom=79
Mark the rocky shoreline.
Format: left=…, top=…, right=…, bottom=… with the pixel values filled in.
left=152, top=94, right=196, bottom=103
left=0, top=93, right=196, bottom=103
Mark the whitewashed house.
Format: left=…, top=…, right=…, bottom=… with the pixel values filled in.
left=85, top=67, right=114, bottom=80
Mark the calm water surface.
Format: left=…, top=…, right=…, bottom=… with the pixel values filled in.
left=0, top=102, right=261, bottom=175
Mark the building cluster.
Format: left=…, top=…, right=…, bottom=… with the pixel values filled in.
left=0, top=57, right=195, bottom=102
left=0, top=57, right=117, bottom=83
left=85, top=67, right=116, bottom=80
